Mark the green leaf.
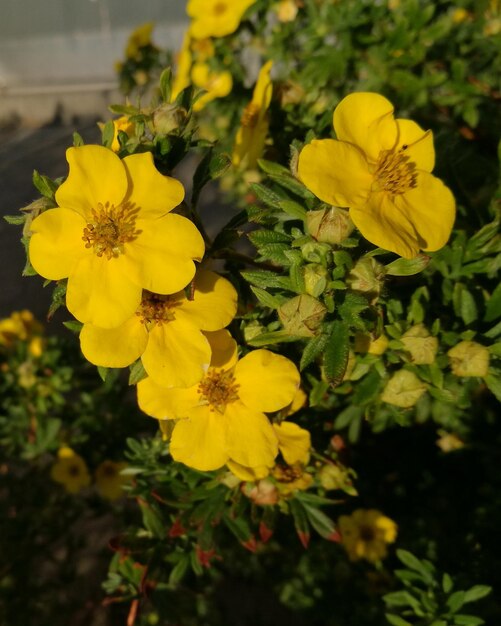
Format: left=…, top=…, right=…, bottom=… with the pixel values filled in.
left=159, top=67, right=172, bottom=102
left=453, top=615, right=485, bottom=626
left=385, top=615, right=412, bottom=626
left=385, top=255, right=430, bottom=276
left=62, top=320, right=83, bottom=334
left=300, top=332, right=329, bottom=371
left=453, top=283, right=478, bottom=325
left=278, top=199, right=307, bottom=219
left=241, top=270, right=292, bottom=290
left=247, top=330, right=302, bottom=347
left=323, top=321, right=350, bottom=386
left=338, top=292, right=369, bottom=328
left=447, top=591, right=466, bottom=614
left=485, top=375, right=501, bottom=402
left=3, top=214, right=25, bottom=225
left=257, top=158, right=290, bottom=177
left=269, top=173, right=315, bottom=200
left=289, top=263, right=306, bottom=294
left=484, top=282, right=501, bottom=322
left=192, top=149, right=231, bottom=206
left=352, top=370, right=383, bottom=405
left=300, top=502, right=337, bottom=540
left=32, top=170, right=58, bottom=199
left=97, top=366, right=109, bottom=382
left=334, top=405, right=363, bottom=430
left=250, top=182, right=282, bottom=208
left=289, top=499, right=310, bottom=548
left=463, top=585, right=492, bottom=604
left=223, top=514, right=252, bottom=543
left=443, top=573, right=454, bottom=594
left=383, top=590, right=422, bottom=611
left=396, top=550, right=435, bottom=585
left=140, top=502, right=165, bottom=538
left=248, top=230, right=292, bottom=246
left=101, top=119, right=115, bottom=149
left=249, top=286, right=282, bottom=309
left=73, top=131, right=84, bottom=147
left=168, top=554, right=189, bottom=585
left=129, top=360, right=147, bottom=385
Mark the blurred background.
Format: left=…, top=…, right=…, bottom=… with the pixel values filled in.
left=0, top=0, right=188, bottom=319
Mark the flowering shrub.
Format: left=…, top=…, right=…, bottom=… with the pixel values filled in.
left=3, top=0, right=501, bottom=624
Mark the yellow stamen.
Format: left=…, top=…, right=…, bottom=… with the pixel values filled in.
left=374, top=149, right=418, bottom=195
left=82, top=201, right=141, bottom=259
left=138, top=293, right=180, bottom=327
left=198, top=369, right=240, bottom=413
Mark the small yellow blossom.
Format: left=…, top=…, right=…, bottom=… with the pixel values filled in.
left=107, top=116, right=135, bottom=152
left=452, top=8, right=470, bottom=23
left=187, top=0, right=257, bottom=39
left=298, top=93, right=456, bottom=259
left=0, top=310, right=43, bottom=348
left=233, top=61, right=273, bottom=170
left=400, top=324, right=438, bottom=364
left=275, top=0, right=299, bottom=22
left=436, top=430, right=465, bottom=453
left=137, top=330, right=300, bottom=471
left=339, top=509, right=397, bottom=563
left=191, top=63, right=233, bottom=112
left=447, top=340, right=490, bottom=377
left=50, top=447, right=91, bottom=494
left=171, top=32, right=193, bottom=101
left=272, top=463, right=313, bottom=495
left=80, top=270, right=237, bottom=389
left=29, top=145, right=204, bottom=329
left=381, top=369, right=427, bottom=408
left=125, top=22, right=155, bottom=60
left=95, top=460, right=129, bottom=501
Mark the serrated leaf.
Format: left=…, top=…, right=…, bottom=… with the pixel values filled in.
left=129, top=360, right=147, bottom=385
left=249, top=286, right=282, bottom=309
left=248, top=229, right=292, bottom=245
left=300, top=333, right=329, bottom=371
left=338, top=292, right=369, bottom=328
left=289, top=263, right=306, bottom=294
left=323, top=321, right=350, bottom=386
left=241, top=270, right=292, bottom=290
left=257, top=158, right=290, bottom=177
left=250, top=182, right=282, bottom=208
left=278, top=199, right=307, bottom=219
left=269, top=174, right=315, bottom=200
left=3, top=214, right=26, bottom=225
left=32, top=170, right=58, bottom=199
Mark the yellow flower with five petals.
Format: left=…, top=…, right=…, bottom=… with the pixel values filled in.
left=29, top=145, right=204, bottom=329
left=338, top=508, right=397, bottom=563
left=80, top=270, right=237, bottom=389
left=298, top=92, right=455, bottom=259
left=187, top=0, right=257, bottom=39
left=137, top=330, right=300, bottom=472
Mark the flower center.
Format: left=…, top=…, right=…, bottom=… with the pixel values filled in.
left=138, top=292, right=180, bottom=327
left=374, top=149, right=418, bottom=195
left=198, top=369, right=240, bottom=413
left=213, top=2, right=227, bottom=16
left=272, top=463, right=303, bottom=483
left=241, top=102, right=260, bottom=128
left=359, top=525, right=376, bottom=542
left=82, top=201, right=141, bottom=259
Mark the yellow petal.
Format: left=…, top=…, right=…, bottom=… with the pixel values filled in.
left=333, top=92, right=398, bottom=162
left=252, top=60, right=273, bottom=109
left=66, top=254, right=141, bottom=327
left=225, top=401, right=278, bottom=468
left=235, top=350, right=300, bottom=413
left=350, top=191, right=420, bottom=259
left=205, top=329, right=239, bottom=369
left=177, top=270, right=237, bottom=331
left=274, top=421, right=311, bottom=465
left=124, top=214, right=204, bottom=294
left=55, top=146, right=128, bottom=218
left=142, top=317, right=210, bottom=388
left=192, top=65, right=233, bottom=111
left=394, top=172, right=456, bottom=252
left=137, top=376, right=199, bottom=419
left=80, top=315, right=148, bottom=368
left=29, top=208, right=87, bottom=280
left=122, top=152, right=185, bottom=217
left=170, top=406, right=228, bottom=471
left=298, top=139, right=372, bottom=207
left=188, top=0, right=256, bottom=39
left=227, top=460, right=269, bottom=481
left=395, top=119, right=435, bottom=172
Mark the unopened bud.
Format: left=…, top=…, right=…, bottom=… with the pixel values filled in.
left=301, top=241, right=332, bottom=264
left=381, top=369, right=427, bottom=408
left=447, top=340, right=490, bottom=377
left=306, top=207, right=354, bottom=245
left=400, top=324, right=438, bottom=365
left=304, top=263, right=328, bottom=297
left=347, top=257, right=385, bottom=304
left=152, top=103, right=187, bottom=134
left=278, top=294, right=326, bottom=337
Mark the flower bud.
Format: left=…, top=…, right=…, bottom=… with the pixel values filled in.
left=381, top=370, right=427, bottom=408
left=447, top=340, right=490, bottom=377
left=400, top=324, right=438, bottom=365
left=278, top=294, right=326, bottom=337
left=275, top=0, right=298, bottom=22
left=152, top=103, right=187, bottom=134
left=306, top=207, right=354, bottom=245
left=319, top=464, right=346, bottom=491
left=301, top=241, right=332, bottom=264
left=347, top=257, right=385, bottom=304
left=304, top=263, right=328, bottom=297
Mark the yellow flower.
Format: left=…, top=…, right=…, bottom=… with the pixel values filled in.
left=275, top=0, right=299, bottom=22
left=298, top=93, right=456, bottom=259
left=29, top=145, right=204, bottom=329
left=339, top=509, right=397, bottom=563
left=125, top=22, right=155, bottom=60
left=381, top=369, right=427, bottom=408
left=171, top=31, right=193, bottom=101
left=191, top=63, right=233, bottom=112
left=436, top=430, right=464, bottom=453
left=108, top=116, right=135, bottom=152
left=50, top=447, right=91, bottom=494
left=400, top=324, right=438, bottom=365
left=187, top=0, right=257, bottom=39
left=95, top=460, right=129, bottom=501
left=80, top=270, right=237, bottom=388
left=233, top=61, right=273, bottom=170
left=137, top=330, right=300, bottom=471
left=447, top=340, right=490, bottom=377
left=0, top=310, right=43, bottom=348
